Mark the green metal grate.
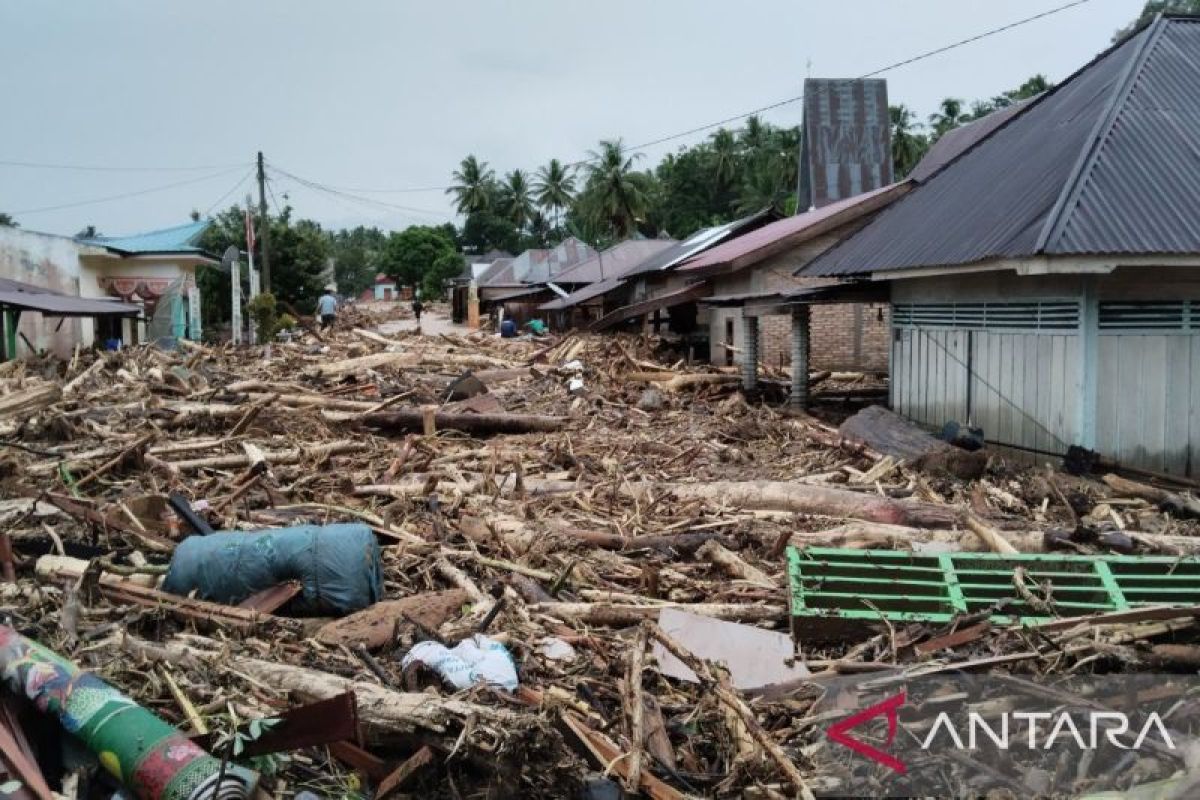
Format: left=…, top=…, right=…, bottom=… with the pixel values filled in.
left=787, top=547, right=1200, bottom=641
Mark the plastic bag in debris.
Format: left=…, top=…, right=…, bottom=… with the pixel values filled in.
left=561, top=359, right=584, bottom=372
left=537, top=637, right=577, bottom=662
left=401, top=635, right=518, bottom=691
left=162, top=523, right=383, bottom=616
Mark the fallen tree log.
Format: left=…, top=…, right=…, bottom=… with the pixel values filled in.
left=168, top=440, right=366, bottom=472
left=838, top=405, right=987, bottom=480
left=530, top=602, right=785, bottom=626
left=0, top=383, right=61, bottom=419
left=306, top=351, right=421, bottom=378
left=1102, top=473, right=1200, bottom=519
left=127, top=639, right=527, bottom=742
left=360, top=410, right=567, bottom=435
left=625, top=373, right=741, bottom=392
left=630, top=479, right=962, bottom=529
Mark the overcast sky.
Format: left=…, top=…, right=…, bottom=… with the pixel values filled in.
left=1, top=0, right=1140, bottom=237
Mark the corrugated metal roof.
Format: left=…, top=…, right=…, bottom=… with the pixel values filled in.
left=540, top=220, right=766, bottom=311
left=622, top=210, right=777, bottom=279
left=679, top=182, right=910, bottom=275
left=804, top=17, right=1200, bottom=277
left=550, top=239, right=676, bottom=285
left=0, top=277, right=141, bottom=317
left=906, top=100, right=1032, bottom=182
left=475, top=258, right=516, bottom=286
left=79, top=220, right=211, bottom=255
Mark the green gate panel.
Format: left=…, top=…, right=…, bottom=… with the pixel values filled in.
left=787, top=547, right=1200, bottom=641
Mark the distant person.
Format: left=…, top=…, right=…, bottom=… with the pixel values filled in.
left=412, top=297, right=424, bottom=322
left=316, top=286, right=338, bottom=329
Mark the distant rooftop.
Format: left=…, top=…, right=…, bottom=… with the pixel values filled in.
left=78, top=219, right=212, bottom=256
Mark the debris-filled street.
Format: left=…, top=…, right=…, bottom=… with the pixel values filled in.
left=4, top=303, right=1200, bottom=798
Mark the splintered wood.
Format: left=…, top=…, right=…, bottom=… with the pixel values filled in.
left=2, top=302, right=1200, bottom=798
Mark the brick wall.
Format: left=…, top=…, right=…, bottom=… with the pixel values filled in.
left=707, top=230, right=891, bottom=372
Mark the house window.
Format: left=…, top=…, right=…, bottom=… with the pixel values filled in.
left=892, top=301, right=1080, bottom=331
left=1098, top=301, right=1197, bottom=331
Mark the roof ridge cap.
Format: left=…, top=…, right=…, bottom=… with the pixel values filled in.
left=1034, top=17, right=1169, bottom=253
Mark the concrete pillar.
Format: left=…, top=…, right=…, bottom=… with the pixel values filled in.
left=790, top=306, right=811, bottom=408
left=741, top=314, right=758, bottom=391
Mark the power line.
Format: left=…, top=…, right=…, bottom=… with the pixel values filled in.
left=618, top=0, right=1096, bottom=156
left=0, top=158, right=248, bottom=173
left=202, top=168, right=255, bottom=216
left=265, top=176, right=284, bottom=216
left=280, top=0, right=1096, bottom=195
left=267, top=163, right=450, bottom=220
left=11, top=166, right=247, bottom=216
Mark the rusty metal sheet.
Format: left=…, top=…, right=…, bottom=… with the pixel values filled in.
left=194, top=692, right=359, bottom=757
left=316, top=590, right=469, bottom=650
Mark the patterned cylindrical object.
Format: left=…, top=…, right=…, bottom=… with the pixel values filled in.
left=0, top=626, right=256, bottom=800
left=741, top=314, right=759, bottom=391
left=790, top=306, right=811, bottom=408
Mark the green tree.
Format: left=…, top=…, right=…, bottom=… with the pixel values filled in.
left=0, top=213, right=18, bottom=227
left=446, top=155, right=495, bottom=215
left=500, top=169, right=535, bottom=231
left=330, top=225, right=386, bottom=298
left=1114, top=0, right=1200, bottom=41
left=581, top=138, right=651, bottom=239
left=380, top=225, right=458, bottom=298
left=198, top=204, right=329, bottom=326
left=267, top=213, right=330, bottom=312
left=890, top=105, right=930, bottom=178
left=740, top=115, right=768, bottom=152
left=532, top=159, right=576, bottom=233
left=710, top=128, right=740, bottom=189
left=928, top=98, right=966, bottom=142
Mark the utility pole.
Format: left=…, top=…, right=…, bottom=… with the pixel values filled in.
left=256, top=151, right=272, bottom=292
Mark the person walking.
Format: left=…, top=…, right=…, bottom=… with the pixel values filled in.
left=411, top=294, right=424, bottom=332
left=316, top=285, right=339, bottom=329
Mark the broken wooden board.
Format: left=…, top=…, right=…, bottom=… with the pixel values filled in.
left=316, top=590, right=469, bottom=649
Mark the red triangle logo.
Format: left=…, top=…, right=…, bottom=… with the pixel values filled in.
left=826, top=691, right=907, bottom=775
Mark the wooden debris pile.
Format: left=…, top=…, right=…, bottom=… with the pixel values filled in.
left=1, top=305, right=1200, bottom=798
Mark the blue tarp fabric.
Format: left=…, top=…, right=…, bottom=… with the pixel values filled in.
left=162, top=524, right=383, bottom=615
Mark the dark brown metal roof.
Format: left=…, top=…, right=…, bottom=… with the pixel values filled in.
left=0, top=278, right=141, bottom=317
left=804, top=16, right=1200, bottom=278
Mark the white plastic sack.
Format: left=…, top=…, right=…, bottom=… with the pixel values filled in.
left=402, top=635, right=518, bottom=691
left=561, top=360, right=584, bottom=372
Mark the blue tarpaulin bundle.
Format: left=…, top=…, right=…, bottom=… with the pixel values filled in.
left=162, top=523, right=383, bottom=615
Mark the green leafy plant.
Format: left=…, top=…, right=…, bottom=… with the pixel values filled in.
left=246, top=292, right=289, bottom=342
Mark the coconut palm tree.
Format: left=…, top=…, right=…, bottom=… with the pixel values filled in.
left=532, top=159, right=576, bottom=233
left=446, top=155, right=494, bottom=215
left=710, top=128, right=740, bottom=188
left=500, top=169, right=535, bottom=231
left=583, top=139, right=649, bottom=239
left=890, top=105, right=930, bottom=178
left=740, top=115, right=768, bottom=152
left=929, top=98, right=966, bottom=142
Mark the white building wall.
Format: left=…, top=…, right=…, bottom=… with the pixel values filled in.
left=0, top=227, right=89, bottom=357
left=890, top=266, right=1200, bottom=476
